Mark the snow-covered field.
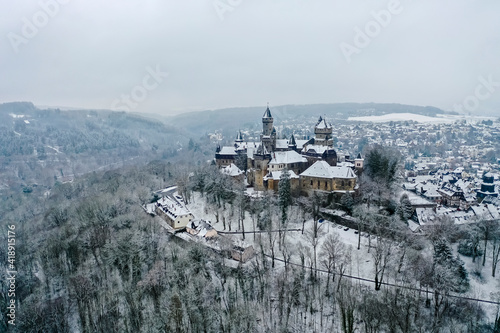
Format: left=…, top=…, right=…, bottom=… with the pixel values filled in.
left=348, top=113, right=455, bottom=123
left=348, top=112, right=498, bottom=124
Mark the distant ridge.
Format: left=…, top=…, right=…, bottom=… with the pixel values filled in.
left=166, top=103, right=455, bottom=133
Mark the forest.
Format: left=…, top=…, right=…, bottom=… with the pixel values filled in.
left=1, top=103, right=499, bottom=332
left=1, top=150, right=500, bottom=332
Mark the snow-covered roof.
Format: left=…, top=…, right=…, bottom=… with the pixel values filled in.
left=470, top=204, right=500, bottom=220
left=406, top=192, right=435, bottom=206
left=218, top=146, right=237, bottom=155
left=315, top=116, right=331, bottom=129
left=300, top=161, right=356, bottom=179
left=423, top=189, right=442, bottom=199
left=221, top=163, right=243, bottom=177
left=275, top=139, right=289, bottom=150
left=438, top=187, right=462, bottom=197
left=269, top=150, right=307, bottom=165
left=296, top=139, right=309, bottom=148
left=264, top=170, right=299, bottom=180
left=145, top=203, right=156, bottom=214
left=337, top=161, right=354, bottom=168
left=235, top=141, right=258, bottom=151
left=302, top=144, right=329, bottom=154
left=415, top=207, right=436, bottom=225
left=157, top=196, right=192, bottom=220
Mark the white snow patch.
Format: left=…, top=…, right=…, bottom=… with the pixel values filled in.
left=348, top=113, right=455, bottom=123
left=46, top=145, right=62, bottom=154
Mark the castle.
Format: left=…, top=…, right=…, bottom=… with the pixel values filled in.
left=215, top=106, right=362, bottom=194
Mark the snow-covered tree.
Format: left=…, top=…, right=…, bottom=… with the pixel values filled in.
left=278, top=168, right=291, bottom=226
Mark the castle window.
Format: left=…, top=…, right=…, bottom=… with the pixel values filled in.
left=341, top=180, right=345, bottom=186
left=317, top=181, right=320, bottom=188
left=310, top=180, right=313, bottom=186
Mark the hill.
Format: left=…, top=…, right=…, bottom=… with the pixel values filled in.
left=166, top=102, right=453, bottom=134
left=0, top=102, right=187, bottom=191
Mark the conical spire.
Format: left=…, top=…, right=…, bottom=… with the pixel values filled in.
left=235, top=130, right=243, bottom=142
left=289, top=133, right=296, bottom=146
left=263, top=104, right=272, bottom=118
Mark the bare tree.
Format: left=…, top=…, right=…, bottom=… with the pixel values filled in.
left=492, top=230, right=500, bottom=277
left=320, top=233, right=346, bottom=293
left=372, top=235, right=394, bottom=291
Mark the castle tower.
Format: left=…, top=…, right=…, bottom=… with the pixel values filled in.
left=288, top=133, right=297, bottom=151
left=261, top=105, right=276, bottom=152
left=252, top=142, right=272, bottom=190
left=354, top=153, right=364, bottom=172
left=477, top=172, right=498, bottom=200
left=235, top=130, right=243, bottom=143
left=314, top=116, right=333, bottom=146
left=262, top=105, right=273, bottom=136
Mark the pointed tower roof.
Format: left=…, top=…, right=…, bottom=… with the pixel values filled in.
left=289, top=133, right=296, bottom=146
left=263, top=105, right=272, bottom=118
left=235, top=130, right=243, bottom=142
left=356, top=152, right=363, bottom=159
left=315, top=116, right=331, bottom=129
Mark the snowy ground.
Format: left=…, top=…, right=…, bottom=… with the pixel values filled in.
left=348, top=112, right=498, bottom=124
left=185, top=191, right=500, bottom=321
left=348, top=113, right=455, bottom=123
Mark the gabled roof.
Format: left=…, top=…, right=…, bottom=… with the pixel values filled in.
left=221, top=163, right=243, bottom=177
left=157, top=196, right=192, bottom=219
left=218, top=146, right=237, bottom=155
left=300, top=161, right=356, bottom=179
left=269, top=151, right=307, bottom=165
left=275, top=139, right=289, bottom=150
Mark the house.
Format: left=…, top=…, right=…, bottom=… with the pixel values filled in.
left=231, top=241, right=255, bottom=263
left=264, top=170, right=300, bottom=192
left=221, top=163, right=244, bottom=182
left=186, top=219, right=218, bottom=239
left=156, top=196, right=194, bottom=230
left=299, top=161, right=357, bottom=193
left=437, top=187, right=466, bottom=209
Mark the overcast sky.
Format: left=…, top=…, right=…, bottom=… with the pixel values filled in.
left=1, top=0, right=500, bottom=116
